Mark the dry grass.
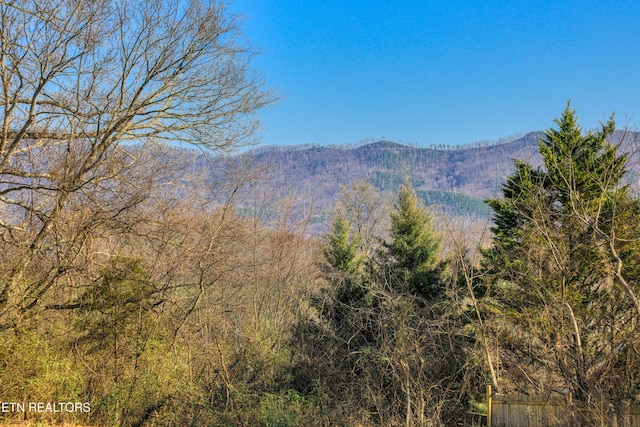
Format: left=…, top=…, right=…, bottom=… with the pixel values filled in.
left=1, top=423, right=96, bottom=427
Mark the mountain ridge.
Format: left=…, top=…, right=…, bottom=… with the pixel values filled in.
left=195, top=129, right=639, bottom=230
left=244, top=131, right=545, bottom=200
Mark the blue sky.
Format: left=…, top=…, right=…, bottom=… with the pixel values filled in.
left=231, top=1, right=640, bottom=147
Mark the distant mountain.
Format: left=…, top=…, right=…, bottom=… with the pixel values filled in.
left=193, top=130, right=640, bottom=232
left=234, top=133, right=543, bottom=221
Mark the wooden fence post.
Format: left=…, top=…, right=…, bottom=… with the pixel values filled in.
left=564, top=392, right=573, bottom=426
left=618, top=400, right=630, bottom=427
left=608, top=403, right=617, bottom=427
left=487, top=384, right=492, bottom=427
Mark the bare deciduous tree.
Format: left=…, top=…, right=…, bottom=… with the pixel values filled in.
left=0, top=0, right=272, bottom=329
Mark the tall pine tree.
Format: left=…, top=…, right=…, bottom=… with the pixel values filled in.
left=483, top=104, right=640, bottom=415
left=324, top=207, right=361, bottom=274
left=385, top=179, right=445, bottom=300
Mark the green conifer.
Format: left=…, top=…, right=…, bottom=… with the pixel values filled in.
left=483, top=103, right=640, bottom=406
left=323, top=207, right=361, bottom=273
left=385, top=179, right=444, bottom=299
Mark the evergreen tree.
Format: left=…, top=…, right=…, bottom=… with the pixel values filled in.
left=320, top=205, right=370, bottom=315
left=483, top=104, right=640, bottom=415
left=385, top=179, right=445, bottom=299
left=323, top=207, right=361, bottom=274
left=294, top=184, right=467, bottom=425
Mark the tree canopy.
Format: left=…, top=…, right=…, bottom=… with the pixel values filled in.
left=385, top=179, right=445, bottom=299
left=0, top=0, right=273, bottom=330
left=483, top=104, right=640, bottom=413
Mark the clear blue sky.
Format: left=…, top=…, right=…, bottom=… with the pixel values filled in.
left=231, top=0, right=640, bottom=147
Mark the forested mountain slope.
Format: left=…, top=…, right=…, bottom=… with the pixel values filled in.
left=194, top=130, right=638, bottom=227
left=229, top=133, right=541, bottom=222
left=249, top=132, right=541, bottom=202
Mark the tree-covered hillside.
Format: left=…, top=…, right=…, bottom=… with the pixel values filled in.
left=211, top=130, right=638, bottom=233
